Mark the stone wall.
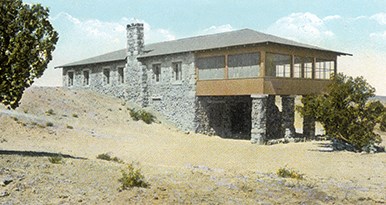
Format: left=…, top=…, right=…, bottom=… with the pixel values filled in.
left=195, top=96, right=252, bottom=139
left=62, top=60, right=128, bottom=99
left=140, top=53, right=197, bottom=131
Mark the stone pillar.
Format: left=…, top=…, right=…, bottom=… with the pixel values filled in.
left=251, top=94, right=268, bottom=144
left=281, top=95, right=295, bottom=139
left=303, top=115, right=316, bottom=140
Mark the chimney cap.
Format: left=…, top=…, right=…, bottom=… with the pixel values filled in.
left=127, top=23, right=144, bottom=28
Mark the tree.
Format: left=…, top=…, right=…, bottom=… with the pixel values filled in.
left=297, top=73, right=384, bottom=150
left=0, top=0, right=58, bottom=109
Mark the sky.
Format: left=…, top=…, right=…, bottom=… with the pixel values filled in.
left=26, top=0, right=386, bottom=96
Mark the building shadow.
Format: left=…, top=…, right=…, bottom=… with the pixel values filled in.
left=0, top=149, right=87, bottom=160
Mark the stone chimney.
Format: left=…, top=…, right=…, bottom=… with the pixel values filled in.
left=126, top=23, right=144, bottom=56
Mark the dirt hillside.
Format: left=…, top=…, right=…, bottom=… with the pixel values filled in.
left=0, top=87, right=385, bottom=204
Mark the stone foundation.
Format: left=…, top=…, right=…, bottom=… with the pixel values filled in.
left=195, top=96, right=251, bottom=139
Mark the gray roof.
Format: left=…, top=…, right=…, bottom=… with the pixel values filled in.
left=58, top=29, right=350, bottom=68
left=59, top=49, right=126, bottom=67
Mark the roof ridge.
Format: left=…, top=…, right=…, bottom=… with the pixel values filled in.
left=145, top=28, right=251, bottom=47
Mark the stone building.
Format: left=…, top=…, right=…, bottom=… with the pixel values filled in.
left=57, top=23, right=350, bottom=144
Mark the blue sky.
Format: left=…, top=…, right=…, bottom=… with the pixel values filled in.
left=27, top=0, right=386, bottom=95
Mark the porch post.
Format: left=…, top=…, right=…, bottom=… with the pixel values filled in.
left=251, top=94, right=268, bottom=144
left=302, top=95, right=316, bottom=140
left=281, top=95, right=296, bottom=139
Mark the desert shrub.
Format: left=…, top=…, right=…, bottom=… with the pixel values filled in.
left=119, top=163, right=149, bottom=190
left=66, top=125, right=73, bottom=129
left=129, top=109, right=140, bottom=121
left=48, top=155, right=63, bottom=164
left=97, top=153, right=123, bottom=163
left=46, top=109, right=55, bottom=116
left=380, top=112, right=386, bottom=132
left=297, top=73, right=384, bottom=150
left=46, top=122, right=54, bottom=127
left=72, top=113, right=78, bottom=118
left=129, top=109, right=155, bottom=124
left=277, top=166, right=303, bottom=180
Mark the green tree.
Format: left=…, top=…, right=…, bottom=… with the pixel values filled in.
left=297, top=73, right=384, bottom=150
left=0, top=0, right=58, bottom=109
left=381, top=112, right=386, bottom=132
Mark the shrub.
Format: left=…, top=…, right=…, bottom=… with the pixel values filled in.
left=48, top=155, right=63, bottom=164
left=119, top=163, right=149, bottom=190
left=129, top=109, right=155, bottom=124
left=46, top=109, right=55, bottom=116
left=46, top=122, right=54, bottom=127
left=72, top=113, right=78, bottom=118
left=129, top=109, right=140, bottom=121
left=381, top=112, right=386, bottom=132
left=97, top=153, right=123, bottom=163
left=297, top=73, right=383, bottom=150
left=66, top=125, right=73, bottom=129
left=277, top=166, right=303, bottom=180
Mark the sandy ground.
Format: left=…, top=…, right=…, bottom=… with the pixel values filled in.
left=0, top=87, right=385, bottom=204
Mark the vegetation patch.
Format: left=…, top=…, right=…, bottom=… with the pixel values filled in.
left=72, top=113, right=78, bottom=118
left=46, top=122, right=54, bottom=127
left=297, top=73, right=384, bottom=151
left=45, top=109, right=55, bottom=116
left=129, top=109, right=155, bottom=124
left=96, top=153, right=123, bottom=163
left=48, top=155, right=63, bottom=164
left=277, top=166, right=304, bottom=180
left=119, top=163, right=149, bottom=190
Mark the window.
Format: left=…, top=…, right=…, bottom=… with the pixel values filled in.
left=197, top=56, right=225, bottom=80
left=294, top=56, right=313, bottom=79
left=152, top=64, right=161, bottom=82
left=265, top=53, right=291, bottom=77
left=172, top=62, right=182, bottom=81
left=228, top=52, right=260, bottom=79
left=67, top=71, right=74, bottom=87
left=103, top=68, right=110, bottom=84
left=118, top=67, right=124, bottom=84
left=83, top=70, right=90, bottom=86
left=315, top=59, right=335, bottom=79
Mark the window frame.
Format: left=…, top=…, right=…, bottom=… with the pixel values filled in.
left=172, top=62, right=182, bottom=82
left=118, top=66, right=124, bottom=84
left=152, top=63, right=161, bottom=83
left=82, top=69, right=90, bottom=86
left=67, top=70, right=74, bottom=87
left=103, top=67, right=110, bottom=85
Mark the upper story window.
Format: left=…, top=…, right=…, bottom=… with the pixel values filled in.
left=172, top=62, right=182, bottom=81
left=315, top=59, right=335, bottom=79
left=103, top=68, right=110, bottom=85
left=197, top=56, right=225, bottom=80
left=83, top=70, right=90, bottom=86
left=294, top=56, right=313, bottom=79
left=266, top=53, right=291, bottom=78
left=152, top=64, right=161, bottom=82
left=118, top=67, right=124, bottom=84
left=228, top=52, right=260, bottom=79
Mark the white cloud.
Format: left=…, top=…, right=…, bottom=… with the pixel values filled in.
left=323, top=15, right=341, bottom=21
left=34, top=13, right=176, bottom=87
left=266, top=12, right=335, bottom=44
left=370, top=12, right=386, bottom=25
left=369, top=31, right=386, bottom=39
left=199, top=24, right=234, bottom=35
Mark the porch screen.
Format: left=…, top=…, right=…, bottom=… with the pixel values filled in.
left=266, top=53, right=291, bottom=77
left=315, top=59, right=335, bottom=79
left=228, top=52, right=260, bottom=79
left=197, top=56, right=225, bottom=80
left=294, top=56, right=313, bottom=78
